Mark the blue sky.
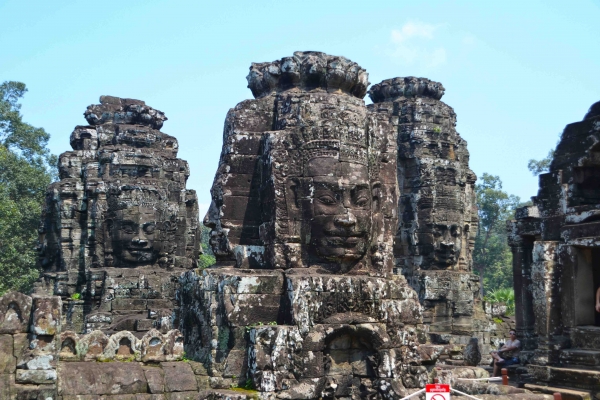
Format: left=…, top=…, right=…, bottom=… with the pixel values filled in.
left=2, top=0, right=599, bottom=217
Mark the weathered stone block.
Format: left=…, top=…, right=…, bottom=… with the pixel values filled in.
left=15, top=369, right=57, bottom=384
left=300, top=350, right=323, bottom=378
left=57, top=362, right=148, bottom=395
left=142, top=366, right=165, bottom=394
left=222, top=349, right=246, bottom=378
left=112, top=298, right=148, bottom=311
left=225, top=294, right=281, bottom=326
left=190, top=377, right=209, bottom=393
left=167, top=392, right=203, bottom=400
left=0, top=292, right=32, bottom=334
left=188, top=361, right=208, bottom=376
left=161, top=362, right=197, bottom=392
left=13, top=383, right=56, bottom=399
left=0, top=334, right=15, bottom=373
left=0, top=373, right=15, bottom=399
left=31, top=296, right=62, bottom=335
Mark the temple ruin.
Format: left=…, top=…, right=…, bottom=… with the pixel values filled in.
left=509, top=100, right=600, bottom=391
left=0, top=51, right=582, bottom=399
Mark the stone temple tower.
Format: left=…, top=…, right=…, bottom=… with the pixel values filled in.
left=180, top=52, right=427, bottom=399
left=368, top=78, right=482, bottom=341
left=36, top=96, right=200, bottom=334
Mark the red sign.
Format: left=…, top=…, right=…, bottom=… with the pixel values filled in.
left=426, top=384, right=450, bottom=400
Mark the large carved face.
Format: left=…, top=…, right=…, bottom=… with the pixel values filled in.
left=305, top=159, right=372, bottom=267
left=109, top=208, right=159, bottom=265
left=432, top=221, right=463, bottom=268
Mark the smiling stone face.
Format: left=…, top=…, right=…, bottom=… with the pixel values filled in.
left=432, top=222, right=463, bottom=268
left=307, top=160, right=372, bottom=268
left=109, top=208, right=160, bottom=266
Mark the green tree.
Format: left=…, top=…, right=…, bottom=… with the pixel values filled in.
left=485, top=288, right=515, bottom=316
left=527, top=149, right=554, bottom=175
left=0, top=81, right=56, bottom=295
left=474, top=173, right=520, bottom=296
left=198, top=225, right=216, bottom=269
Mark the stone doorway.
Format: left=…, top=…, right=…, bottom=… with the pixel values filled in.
left=574, top=247, right=600, bottom=326
left=322, top=327, right=378, bottom=398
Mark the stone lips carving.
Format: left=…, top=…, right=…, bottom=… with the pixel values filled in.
left=38, top=96, right=199, bottom=272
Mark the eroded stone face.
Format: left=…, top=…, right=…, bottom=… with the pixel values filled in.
left=108, top=208, right=160, bottom=266
left=432, top=221, right=463, bottom=268
left=307, top=160, right=372, bottom=267
left=203, top=51, right=392, bottom=275
left=35, top=96, right=200, bottom=334
left=368, top=77, right=484, bottom=342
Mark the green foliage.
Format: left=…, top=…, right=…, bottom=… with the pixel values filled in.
left=0, top=82, right=57, bottom=295
left=485, top=288, right=516, bottom=316
left=474, top=174, right=521, bottom=296
left=181, top=351, right=190, bottom=362
left=201, top=225, right=214, bottom=256
left=231, top=378, right=258, bottom=399
left=527, top=149, right=554, bottom=175
left=197, top=225, right=216, bottom=269
left=198, top=254, right=216, bottom=269
left=70, top=293, right=81, bottom=300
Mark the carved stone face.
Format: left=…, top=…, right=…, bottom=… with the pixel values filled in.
left=306, top=159, right=372, bottom=266
left=432, top=222, right=462, bottom=267
left=110, top=209, right=159, bottom=265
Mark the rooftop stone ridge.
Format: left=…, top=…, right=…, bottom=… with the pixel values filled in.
left=246, top=50, right=369, bottom=99
left=368, top=77, right=446, bottom=103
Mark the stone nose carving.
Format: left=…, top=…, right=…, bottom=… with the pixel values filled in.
left=132, top=237, right=149, bottom=246
left=334, top=212, right=357, bottom=227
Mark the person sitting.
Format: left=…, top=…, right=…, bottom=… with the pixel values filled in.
left=491, top=330, right=520, bottom=376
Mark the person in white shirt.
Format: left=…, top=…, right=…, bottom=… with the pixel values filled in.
left=491, top=330, right=521, bottom=377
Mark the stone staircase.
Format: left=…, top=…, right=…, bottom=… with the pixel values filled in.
left=559, top=326, right=600, bottom=371
left=524, top=327, right=600, bottom=398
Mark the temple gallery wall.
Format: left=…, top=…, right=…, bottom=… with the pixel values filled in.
left=0, top=51, right=597, bottom=399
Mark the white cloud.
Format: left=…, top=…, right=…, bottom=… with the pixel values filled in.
left=388, top=21, right=447, bottom=68
left=391, top=22, right=437, bottom=43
